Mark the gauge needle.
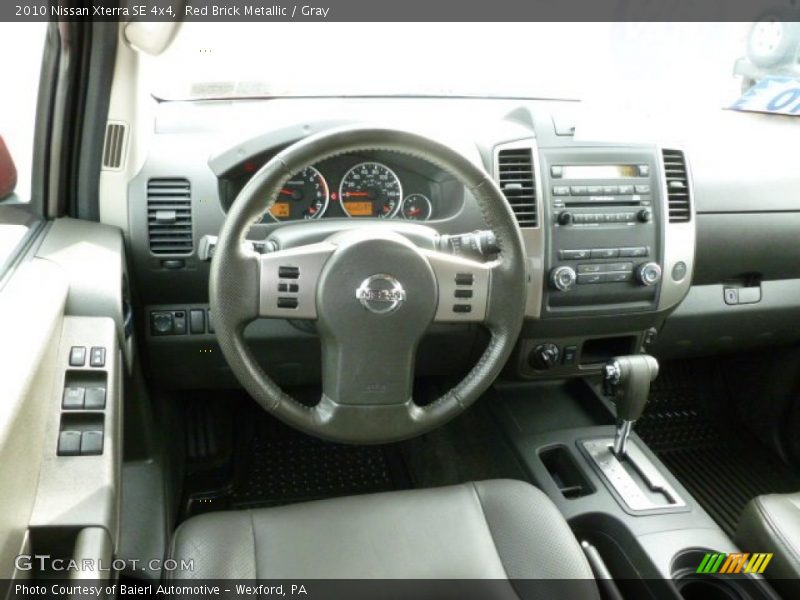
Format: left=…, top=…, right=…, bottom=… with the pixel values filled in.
left=344, top=191, right=370, bottom=197
left=279, top=188, right=293, bottom=196
left=408, top=207, right=421, bottom=216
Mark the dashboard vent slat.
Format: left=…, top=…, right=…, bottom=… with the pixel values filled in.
left=102, top=122, right=127, bottom=169
left=662, top=149, right=691, bottom=223
left=497, top=147, right=538, bottom=227
left=147, top=178, right=193, bottom=255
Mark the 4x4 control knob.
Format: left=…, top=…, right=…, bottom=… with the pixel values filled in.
left=636, top=262, right=662, bottom=286
left=550, top=266, right=577, bottom=291
left=529, top=343, right=561, bottom=370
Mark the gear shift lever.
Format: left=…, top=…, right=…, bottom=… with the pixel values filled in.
left=603, top=355, right=659, bottom=459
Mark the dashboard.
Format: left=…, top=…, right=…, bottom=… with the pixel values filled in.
left=219, top=151, right=463, bottom=223
left=124, top=96, right=800, bottom=390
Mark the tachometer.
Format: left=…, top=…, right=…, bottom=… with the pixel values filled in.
left=267, top=166, right=329, bottom=221
left=401, top=194, right=433, bottom=221
left=339, top=162, right=403, bottom=218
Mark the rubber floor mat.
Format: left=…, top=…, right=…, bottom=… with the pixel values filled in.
left=635, top=360, right=800, bottom=537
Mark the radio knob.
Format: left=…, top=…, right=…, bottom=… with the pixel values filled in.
left=558, top=211, right=574, bottom=225
left=550, top=266, right=577, bottom=291
left=636, top=262, right=662, bottom=286
left=637, top=209, right=653, bottom=223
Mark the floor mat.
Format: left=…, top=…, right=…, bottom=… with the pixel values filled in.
left=635, top=360, right=800, bottom=537
left=183, top=397, right=410, bottom=518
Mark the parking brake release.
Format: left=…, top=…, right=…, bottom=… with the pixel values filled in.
left=603, top=355, right=659, bottom=459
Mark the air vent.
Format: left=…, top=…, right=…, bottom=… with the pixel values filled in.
left=497, top=147, right=538, bottom=227
left=147, top=179, right=193, bottom=255
left=102, top=122, right=127, bottom=169
left=662, top=149, right=691, bottom=223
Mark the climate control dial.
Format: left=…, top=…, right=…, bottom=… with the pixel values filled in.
left=636, top=262, right=662, bottom=286
left=550, top=266, right=577, bottom=291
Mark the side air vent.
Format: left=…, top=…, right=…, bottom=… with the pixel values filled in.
left=102, top=122, right=127, bottom=169
left=147, top=178, right=193, bottom=255
left=662, top=149, right=691, bottom=223
left=497, top=147, right=538, bottom=227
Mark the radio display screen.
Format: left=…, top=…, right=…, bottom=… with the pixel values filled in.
left=561, top=165, right=640, bottom=179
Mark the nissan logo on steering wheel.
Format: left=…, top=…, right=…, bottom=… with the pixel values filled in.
left=356, top=274, right=406, bottom=314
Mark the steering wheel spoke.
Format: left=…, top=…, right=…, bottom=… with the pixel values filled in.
left=259, top=242, right=336, bottom=320
left=423, top=250, right=494, bottom=323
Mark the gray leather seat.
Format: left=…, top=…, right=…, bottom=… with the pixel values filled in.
left=737, top=491, right=800, bottom=595
left=170, top=479, right=598, bottom=591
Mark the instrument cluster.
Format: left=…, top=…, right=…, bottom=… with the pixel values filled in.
left=221, top=153, right=447, bottom=223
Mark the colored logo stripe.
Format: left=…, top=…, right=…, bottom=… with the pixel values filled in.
left=696, top=553, right=773, bottom=574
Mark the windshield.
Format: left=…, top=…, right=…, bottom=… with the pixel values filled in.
left=146, top=23, right=751, bottom=102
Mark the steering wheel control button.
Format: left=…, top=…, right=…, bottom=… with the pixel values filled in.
left=356, top=274, right=407, bottom=315
left=62, top=387, right=86, bottom=410
left=89, top=346, right=106, bottom=367
left=80, top=431, right=104, bottom=456
left=84, top=387, right=107, bottom=410
left=550, top=266, right=577, bottom=291
left=636, top=262, right=663, bottom=286
left=455, top=272, right=474, bottom=285
left=57, top=431, right=82, bottom=456
left=454, top=289, right=473, bottom=299
left=69, top=346, right=86, bottom=367
left=277, top=297, right=299, bottom=309
left=453, top=304, right=472, bottom=313
left=278, top=266, right=300, bottom=279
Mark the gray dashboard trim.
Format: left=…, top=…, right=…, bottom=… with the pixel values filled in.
left=492, top=138, right=544, bottom=319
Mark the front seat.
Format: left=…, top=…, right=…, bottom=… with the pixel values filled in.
left=170, top=479, right=598, bottom=594
left=736, top=491, right=800, bottom=596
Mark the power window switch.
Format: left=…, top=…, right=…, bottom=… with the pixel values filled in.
left=62, top=386, right=85, bottom=410
left=84, top=387, right=106, bottom=410
left=58, top=431, right=82, bottom=456
left=80, top=431, right=104, bottom=456
left=69, top=346, right=86, bottom=366
left=89, top=346, right=106, bottom=367
left=453, top=304, right=472, bottom=313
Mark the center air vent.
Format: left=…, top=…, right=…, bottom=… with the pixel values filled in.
left=662, top=149, right=691, bottom=223
left=497, top=147, right=538, bottom=227
left=147, top=178, right=193, bottom=255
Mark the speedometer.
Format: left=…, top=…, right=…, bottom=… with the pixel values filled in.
left=339, top=162, right=403, bottom=218
left=267, top=166, right=329, bottom=222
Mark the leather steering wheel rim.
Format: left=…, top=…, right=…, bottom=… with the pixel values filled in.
left=210, top=125, right=527, bottom=444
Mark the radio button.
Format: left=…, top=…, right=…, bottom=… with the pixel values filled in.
left=605, top=262, right=634, bottom=272
left=634, top=184, right=651, bottom=194
left=603, top=272, right=633, bottom=283
left=619, top=247, right=649, bottom=258
left=591, top=248, right=620, bottom=259
left=577, top=264, right=603, bottom=274
left=618, top=185, right=634, bottom=195
left=577, top=273, right=603, bottom=284
left=551, top=166, right=563, bottom=178
left=638, top=165, right=650, bottom=176
left=603, top=186, right=619, bottom=195
left=570, top=186, right=588, bottom=195
left=587, top=186, right=603, bottom=195
left=553, top=186, right=570, bottom=196
left=559, top=249, right=591, bottom=260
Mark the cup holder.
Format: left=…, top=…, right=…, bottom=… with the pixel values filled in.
left=671, top=548, right=777, bottom=600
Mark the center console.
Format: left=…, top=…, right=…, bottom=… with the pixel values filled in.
left=499, top=134, right=696, bottom=379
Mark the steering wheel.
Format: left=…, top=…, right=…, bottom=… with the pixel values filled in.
left=210, top=125, right=527, bottom=444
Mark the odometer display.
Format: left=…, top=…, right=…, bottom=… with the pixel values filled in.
left=267, top=166, right=329, bottom=221
left=338, top=162, right=403, bottom=218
